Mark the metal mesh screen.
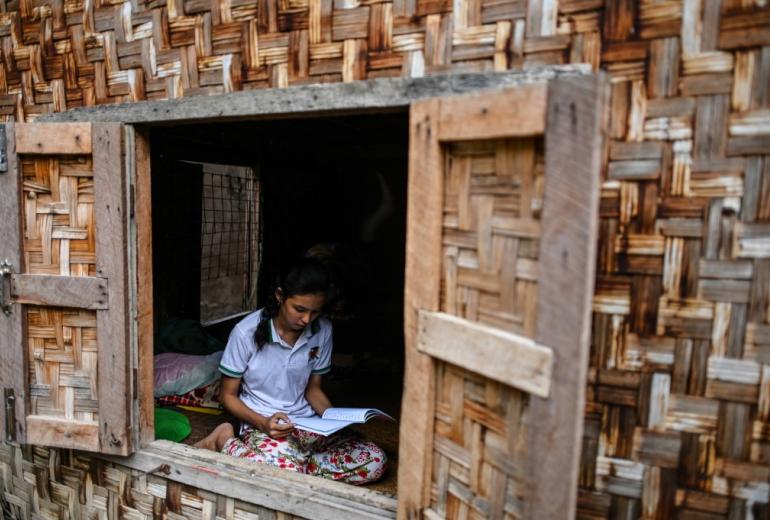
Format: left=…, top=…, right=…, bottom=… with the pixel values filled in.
left=200, top=164, right=259, bottom=322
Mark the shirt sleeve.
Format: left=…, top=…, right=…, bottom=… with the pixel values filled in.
left=219, top=327, right=251, bottom=378
left=311, top=324, right=333, bottom=375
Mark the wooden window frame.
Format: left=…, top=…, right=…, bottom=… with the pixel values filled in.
left=36, top=67, right=597, bottom=520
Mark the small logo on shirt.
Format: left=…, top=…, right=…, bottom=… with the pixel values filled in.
left=309, top=347, right=320, bottom=361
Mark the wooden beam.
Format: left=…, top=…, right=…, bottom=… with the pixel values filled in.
left=417, top=311, right=553, bottom=397
left=11, top=274, right=108, bottom=309
left=0, top=123, right=25, bottom=444
left=436, top=82, right=547, bottom=140
left=93, top=123, right=132, bottom=456
left=397, top=97, right=443, bottom=519
left=38, top=68, right=591, bottom=124
left=15, top=123, right=92, bottom=154
left=100, top=440, right=397, bottom=520
left=525, top=74, right=608, bottom=519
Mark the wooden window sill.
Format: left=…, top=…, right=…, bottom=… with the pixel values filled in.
left=99, top=440, right=397, bottom=519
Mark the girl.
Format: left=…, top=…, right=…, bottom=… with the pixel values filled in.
left=195, top=257, right=387, bottom=484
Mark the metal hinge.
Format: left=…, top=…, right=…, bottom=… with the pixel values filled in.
left=0, top=125, right=7, bottom=173
left=0, top=259, right=12, bottom=316
left=129, top=182, right=135, bottom=219
left=4, top=388, right=16, bottom=441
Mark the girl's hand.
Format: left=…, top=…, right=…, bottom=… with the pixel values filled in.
left=262, top=412, right=294, bottom=438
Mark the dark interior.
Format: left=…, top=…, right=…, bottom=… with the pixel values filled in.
left=149, top=112, right=409, bottom=494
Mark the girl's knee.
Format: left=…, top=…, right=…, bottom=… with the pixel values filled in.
left=369, top=442, right=387, bottom=468
left=355, top=443, right=387, bottom=484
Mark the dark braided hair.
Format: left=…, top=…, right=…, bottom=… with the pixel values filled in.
left=254, top=257, right=332, bottom=349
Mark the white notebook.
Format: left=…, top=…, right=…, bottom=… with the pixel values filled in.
left=291, top=408, right=395, bottom=436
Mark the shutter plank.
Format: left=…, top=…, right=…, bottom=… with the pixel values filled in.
left=26, top=416, right=100, bottom=451
left=417, top=311, right=553, bottom=397
left=11, top=274, right=108, bottom=309
left=16, top=123, right=92, bottom=154
left=437, top=82, right=547, bottom=140
left=0, top=123, right=25, bottom=443
left=94, top=122, right=132, bottom=455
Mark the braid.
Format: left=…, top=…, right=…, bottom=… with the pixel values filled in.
left=254, top=293, right=279, bottom=350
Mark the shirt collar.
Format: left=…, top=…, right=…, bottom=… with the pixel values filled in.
left=268, top=318, right=319, bottom=349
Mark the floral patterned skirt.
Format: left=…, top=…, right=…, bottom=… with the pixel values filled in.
left=221, top=427, right=387, bottom=484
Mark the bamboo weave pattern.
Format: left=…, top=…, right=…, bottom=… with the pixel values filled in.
left=26, top=306, right=99, bottom=422
left=22, top=154, right=100, bottom=424
left=441, top=139, right=543, bottom=337
left=22, top=156, right=96, bottom=277
left=0, top=444, right=304, bottom=520
left=584, top=1, right=770, bottom=516
left=425, top=138, right=543, bottom=518
left=0, top=0, right=767, bottom=518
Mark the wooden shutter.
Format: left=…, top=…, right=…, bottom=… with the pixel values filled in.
left=398, top=75, right=608, bottom=519
left=0, top=122, right=133, bottom=456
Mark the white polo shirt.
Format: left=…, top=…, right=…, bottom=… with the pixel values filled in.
left=219, top=309, right=332, bottom=422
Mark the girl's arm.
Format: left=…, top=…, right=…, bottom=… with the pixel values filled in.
left=305, top=374, right=333, bottom=416
left=219, top=376, right=294, bottom=438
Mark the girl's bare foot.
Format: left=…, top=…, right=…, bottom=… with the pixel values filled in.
left=194, top=423, right=235, bottom=451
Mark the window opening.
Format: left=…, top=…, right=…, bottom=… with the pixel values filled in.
left=149, top=113, right=407, bottom=497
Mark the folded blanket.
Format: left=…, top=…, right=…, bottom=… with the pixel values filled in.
left=157, top=379, right=223, bottom=409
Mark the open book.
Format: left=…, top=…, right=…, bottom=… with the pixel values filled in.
left=291, top=408, right=395, bottom=436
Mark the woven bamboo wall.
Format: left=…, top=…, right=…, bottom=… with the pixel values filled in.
left=0, top=0, right=767, bottom=518
left=0, top=443, right=304, bottom=520
left=580, top=3, right=770, bottom=518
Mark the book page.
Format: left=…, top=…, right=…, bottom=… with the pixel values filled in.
left=291, top=415, right=350, bottom=435
left=322, top=407, right=388, bottom=422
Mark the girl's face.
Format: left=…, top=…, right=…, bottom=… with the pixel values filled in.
left=276, top=291, right=326, bottom=331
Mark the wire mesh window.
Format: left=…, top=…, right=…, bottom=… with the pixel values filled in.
left=199, top=163, right=260, bottom=324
